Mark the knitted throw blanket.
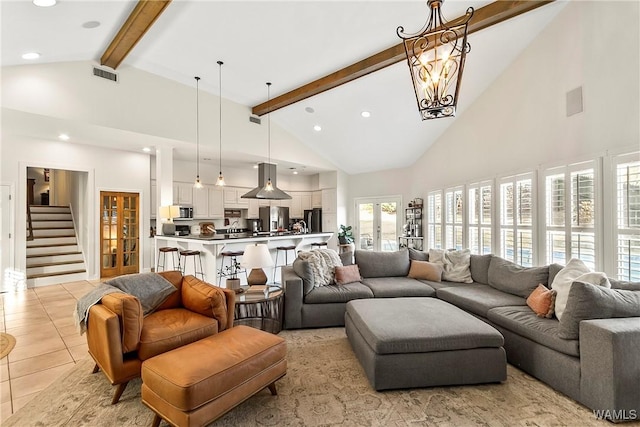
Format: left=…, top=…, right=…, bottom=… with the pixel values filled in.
left=297, top=249, right=343, bottom=287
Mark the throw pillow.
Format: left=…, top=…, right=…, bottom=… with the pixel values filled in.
left=444, top=249, right=473, bottom=283
left=551, top=258, right=591, bottom=320
left=558, top=281, right=640, bottom=340
left=297, top=249, right=343, bottom=287
left=407, top=260, right=443, bottom=282
left=335, top=265, right=362, bottom=285
left=408, top=248, right=429, bottom=261
left=487, top=257, right=549, bottom=298
left=354, top=249, right=410, bottom=278
left=526, top=284, right=557, bottom=318
left=181, top=275, right=229, bottom=330
left=105, top=272, right=177, bottom=315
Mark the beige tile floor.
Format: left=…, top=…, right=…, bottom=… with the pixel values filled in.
left=0, top=280, right=99, bottom=423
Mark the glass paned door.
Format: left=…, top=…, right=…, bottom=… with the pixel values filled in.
left=100, top=191, right=139, bottom=278
left=356, top=197, right=401, bottom=252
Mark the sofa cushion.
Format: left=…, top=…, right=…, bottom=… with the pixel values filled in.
left=293, top=258, right=315, bottom=295
left=487, top=257, right=548, bottom=298
left=355, top=249, right=410, bottom=278
left=138, top=308, right=217, bottom=360
left=181, top=275, right=229, bottom=330
left=335, top=265, right=362, bottom=285
left=437, top=285, right=526, bottom=317
left=487, top=306, right=579, bottom=357
left=304, top=282, right=374, bottom=304
left=100, top=293, right=143, bottom=353
left=552, top=259, right=610, bottom=320
left=361, top=277, right=436, bottom=298
left=609, top=278, right=640, bottom=291
left=417, top=279, right=483, bottom=291
left=408, top=248, right=429, bottom=261
left=558, top=281, right=640, bottom=340
left=470, top=254, right=493, bottom=285
left=156, top=270, right=184, bottom=309
left=526, top=284, right=557, bottom=318
left=548, top=263, right=564, bottom=288
left=407, top=260, right=442, bottom=282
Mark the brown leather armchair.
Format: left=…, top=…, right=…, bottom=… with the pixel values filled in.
left=86, top=271, right=235, bottom=404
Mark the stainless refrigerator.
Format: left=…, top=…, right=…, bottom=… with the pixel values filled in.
left=304, top=208, right=322, bottom=233
left=259, top=206, right=289, bottom=232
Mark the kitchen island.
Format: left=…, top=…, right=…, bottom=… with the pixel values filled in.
left=154, top=232, right=333, bottom=286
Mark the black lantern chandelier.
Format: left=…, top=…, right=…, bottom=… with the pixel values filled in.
left=397, top=0, right=474, bottom=120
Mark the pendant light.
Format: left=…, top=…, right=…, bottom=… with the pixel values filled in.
left=261, top=83, right=274, bottom=194
left=193, top=76, right=203, bottom=189
left=215, top=60, right=226, bottom=186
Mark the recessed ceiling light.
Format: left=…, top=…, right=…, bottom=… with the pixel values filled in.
left=361, top=111, right=371, bottom=118
left=82, top=21, right=101, bottom=29
left=293, top=170, right=298, bottom=175
left=58, top=133, right=70, bottom=141
left=142, top=147, right=151, bottom=153
left=21, top=52, right=40, bottom=60
left=313, top=125, right=322, bottom=132
left=33, top=0, right=56, bottom=7
left=305, top=107, right=315, bottom=114
left=253, top=164, right=259, bottom=169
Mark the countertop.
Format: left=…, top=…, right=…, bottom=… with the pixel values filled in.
left=155, top=231, right=332, bottom=244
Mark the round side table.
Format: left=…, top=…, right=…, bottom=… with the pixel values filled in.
left=234, top=286, right=284, bottom=334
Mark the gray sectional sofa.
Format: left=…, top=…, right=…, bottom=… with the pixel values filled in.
left=281, top=248, right=640, bottom=422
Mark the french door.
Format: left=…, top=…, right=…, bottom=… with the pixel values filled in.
left=355, top=197, right=401, bottom=252
left=100, top=191, right=139, bottom=278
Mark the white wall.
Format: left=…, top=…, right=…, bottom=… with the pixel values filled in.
left=412, top=1, right=639, bottom=190
left=1, top=137, right=151, bottom=280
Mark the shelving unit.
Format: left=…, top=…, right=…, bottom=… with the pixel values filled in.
left=399, top=199, right=423, bottom=251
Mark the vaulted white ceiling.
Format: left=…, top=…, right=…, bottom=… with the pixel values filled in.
left=1, top=0, right=567, bottom=175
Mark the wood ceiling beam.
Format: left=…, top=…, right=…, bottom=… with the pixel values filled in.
left=101, top=0, right=172, bottom=70
left=252, top=0, right=555, bottom=116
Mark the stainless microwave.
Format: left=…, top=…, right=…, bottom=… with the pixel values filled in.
left=178, top=206, right=193, bottom=219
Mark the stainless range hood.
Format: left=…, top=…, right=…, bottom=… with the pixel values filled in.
left=241, top=162, right=292, bottom=200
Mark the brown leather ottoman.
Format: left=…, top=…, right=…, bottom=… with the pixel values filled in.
left=141, top=325, right=286, bottom=427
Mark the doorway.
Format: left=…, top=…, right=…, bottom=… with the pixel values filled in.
left=100, top=192, right=140, bottom=278
left=355, top=197, right=401, bottom=252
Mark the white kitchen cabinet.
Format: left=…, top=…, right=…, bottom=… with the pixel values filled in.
left=290, top=193, right=303, bottom=218
left=321, top=188, right=337, bottom=214
left=247, top=198, right=260, bottom=219
left=236, top=188, right=249, bottom=207
left=224, top=187, right=250, bottom=208
left=300, top=193, right=312, bottom=212
left=322, top=213, right=337, bottom=235
left=312, top=191, right=322, bottom=208
left=173, top=182, right=193, bottom=206
left=208, top=187, right=224, bottom=219
left=192, top=186, right=209, bottom=219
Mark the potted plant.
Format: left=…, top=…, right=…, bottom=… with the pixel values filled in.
left=225, top=259, right=242, bottom=293
left=338, top=224, right=354, bottom=245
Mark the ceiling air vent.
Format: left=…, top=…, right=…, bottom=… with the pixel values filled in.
left=93, top=67, right=118, bottom=82
left=249, top=116, right=261, bottom=125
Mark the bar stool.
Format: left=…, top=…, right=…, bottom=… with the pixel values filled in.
left=180, top=250, right=205, bottom=280
left=157, top=247, right=180, bottom=272
left=310, top=242, right=328, bottom=250
left=218, top=251, right=247, bottom=285
left=273, top=245, right=296, bottom=283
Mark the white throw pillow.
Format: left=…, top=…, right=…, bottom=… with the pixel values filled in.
left=551, top=258, right=590, bottom=320
left=552, top=259, right=611, bottom=320
left=444, top=249, right=473, bottom=283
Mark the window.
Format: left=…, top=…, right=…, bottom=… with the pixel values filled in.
left=427, top=190, right=442, bottom=249
left=543, top=162, right=596, bottom=270
left=499, top=174, right=534, bottom=266
left=468, top=181, right=492, bottom=254
left=444, top=187, right=464, bottom=250
left=615, top=154, right=640, bottom=281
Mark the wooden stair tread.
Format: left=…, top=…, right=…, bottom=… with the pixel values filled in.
left=27, top=243, right=78, bottom=249
left=27, top=260, right=84, bottom=268
left=27, top=269, right=86, bottom=279
left=27, top=251, right=82, bottom=258
left=31, top=226, right=74, bottom=230
left=31, top=219, right=72, bottom=222
left=29, top=235, right=76, bottom=239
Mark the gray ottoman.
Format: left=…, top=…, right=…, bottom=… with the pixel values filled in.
left=345, top=298, right=506, bottom=390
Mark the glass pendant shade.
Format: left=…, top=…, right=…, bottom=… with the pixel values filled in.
left=216, top=173, right=225, bottom=187
left=397, top=0, right=474, bottom=120
left=194, top=178, right=203, bottom=189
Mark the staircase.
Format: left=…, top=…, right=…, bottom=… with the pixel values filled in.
left=26, top=205, right=87, bottom=286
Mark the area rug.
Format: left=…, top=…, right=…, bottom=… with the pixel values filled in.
left=5, top=328, right=610, bottom=426
left=0, top=333, right=16, bottom=359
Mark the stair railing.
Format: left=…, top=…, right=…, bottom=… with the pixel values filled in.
left=27, top=205, right=34, bottom=241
